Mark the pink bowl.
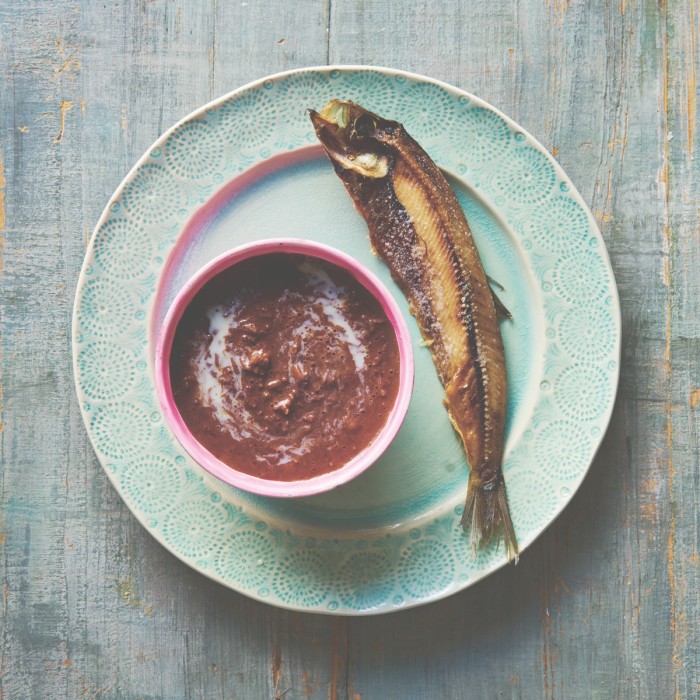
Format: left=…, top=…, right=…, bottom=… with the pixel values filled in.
left=154, top=238, right=415, bottom=498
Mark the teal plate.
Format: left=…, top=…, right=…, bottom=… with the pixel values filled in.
left=72, top=67, right=621, bottom=615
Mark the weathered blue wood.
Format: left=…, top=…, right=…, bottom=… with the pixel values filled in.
left=1, top=0, right=697, bottom=698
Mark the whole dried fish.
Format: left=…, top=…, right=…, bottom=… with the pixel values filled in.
left=310, top=100, right=518, bottom=558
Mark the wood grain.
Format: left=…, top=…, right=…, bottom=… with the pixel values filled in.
left=1, top=0, right=698, bottom=698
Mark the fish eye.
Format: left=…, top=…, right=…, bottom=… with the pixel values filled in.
left=355, top=113, right=375, bottom=136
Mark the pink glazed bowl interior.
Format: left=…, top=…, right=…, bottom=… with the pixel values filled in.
left=154, top=238, right=415, bottom=498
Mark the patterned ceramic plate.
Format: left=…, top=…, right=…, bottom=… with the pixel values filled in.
left=72, top=67, right=620, bottom=615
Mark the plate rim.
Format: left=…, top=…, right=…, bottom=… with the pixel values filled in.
left=72, top=65, right=622, bottom=615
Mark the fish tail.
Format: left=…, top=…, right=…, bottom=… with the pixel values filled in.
left=461, top=473, right=519, bottom=562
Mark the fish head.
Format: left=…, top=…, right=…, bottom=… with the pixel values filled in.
left=309, top=100, right=399, bottom=179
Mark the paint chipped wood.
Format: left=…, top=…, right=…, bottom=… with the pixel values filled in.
left=0, top=0, right=698, bottom=698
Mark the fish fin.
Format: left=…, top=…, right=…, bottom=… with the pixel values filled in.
left=490, top=287, right=512, bottom=321
left=486, top=275, right=512, bottom=319
left=461, top=473, right=519, bottom=562
left=486, top=274, right=505, bottom=291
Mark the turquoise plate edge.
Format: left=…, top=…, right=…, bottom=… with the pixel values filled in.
left=71, top=66, right=622, bottom=615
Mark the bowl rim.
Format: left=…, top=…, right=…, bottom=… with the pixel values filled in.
left=154, top=237, right=415, bottom=498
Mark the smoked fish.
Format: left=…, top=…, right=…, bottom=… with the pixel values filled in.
left=310, top=100, right=518, bottom=558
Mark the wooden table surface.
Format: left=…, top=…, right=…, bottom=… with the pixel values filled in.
left=1, top=1, right=698, bottom=698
